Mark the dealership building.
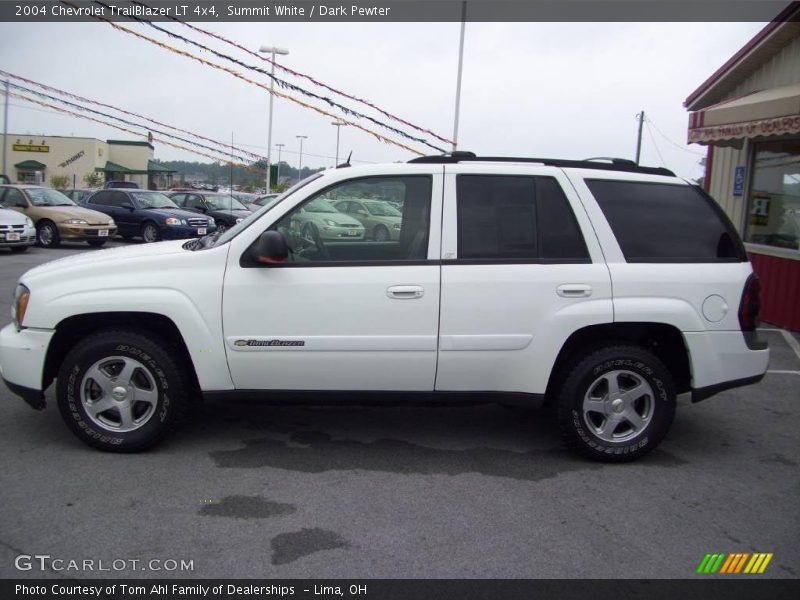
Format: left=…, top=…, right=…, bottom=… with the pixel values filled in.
left=686, top=3, right=800, bottom=331
left=1, top=134, right=175, bottom=189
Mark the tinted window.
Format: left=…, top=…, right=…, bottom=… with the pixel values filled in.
left=456, top=175, right=588, bottom=262
left=1, top=188, right=26, bottom=207
left=269, top=175, right=432, bottom=264
left=586, top=180, right=746, bottom=262
left=88, top=191, right=114, bottom=206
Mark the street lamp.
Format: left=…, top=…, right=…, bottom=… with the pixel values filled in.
left=275, top=143, right=285, bottom=187
left=331, top=121, right=345, bottom=166
left=296, top=135, right=308, bottom=183
left=258, top=44, right=289, bottom=194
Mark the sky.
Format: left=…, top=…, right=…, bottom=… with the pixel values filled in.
left=0, top=18, right=769, bottom=180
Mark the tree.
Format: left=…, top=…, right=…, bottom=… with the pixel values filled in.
left=83, top=172, right=103, bottom=187
left=50, top=174, right=70, bottom=190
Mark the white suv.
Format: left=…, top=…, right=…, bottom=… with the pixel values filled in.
left=0, top=154, right=769, bottom=461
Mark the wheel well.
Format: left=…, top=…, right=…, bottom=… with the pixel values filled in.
left=42, top=312, right=200, bottom=395
left=546, top=323, right=692, bottom=400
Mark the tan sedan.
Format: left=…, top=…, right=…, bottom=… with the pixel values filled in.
left=0, top=185, right=117, bottom=248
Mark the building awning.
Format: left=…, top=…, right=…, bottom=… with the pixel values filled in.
left=147, top=160, right=175, bottom=173
left=688, top=82, right=800, bottom=145
left=14, top=160, right=46, bottom=170
left=96, top=161, right=148, bottom=175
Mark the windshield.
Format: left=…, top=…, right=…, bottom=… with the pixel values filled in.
left=26, top=188, right=75, bottom=207
left=133, top=192, right=179, bottom=209
left=364, top=201, right=401, bottom=217
left=232, top=192, right=257, bottom=202
left=304, top=198, right=338, bottom=213
left=192, top=173, right=325, bottom=250
left=204, top=195, right=248, bottom=211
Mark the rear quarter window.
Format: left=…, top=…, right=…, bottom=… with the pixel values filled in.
left=585, top=180, right=746, bottom=262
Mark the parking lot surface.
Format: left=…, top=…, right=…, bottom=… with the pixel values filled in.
left=0, top=243, right=798, bottom=579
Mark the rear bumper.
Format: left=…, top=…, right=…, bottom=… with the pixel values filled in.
left=684, top=330, right=769, bottom=402
left=0, top=324, right=54, bottom=409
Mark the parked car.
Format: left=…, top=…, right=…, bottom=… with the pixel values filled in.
left=104, top=181, right=139, bottom=189
left=0, top=206, right=36, bottom=253
left=64, top=188, right=100, bottom=204
left=231, top=191, right=259, bottom=207
left=247, top=193, right=280, bottom=212
left=332, top=198, right=402, bottom=241
left=285, top=197, right=365, bottom=241
left=0, top=184, right=116, bottom=247
left=168, top=191, right=251, bottom=233
left=0, top=154, right=769, bottom=461
left=83, top=189, right=216, bottom=243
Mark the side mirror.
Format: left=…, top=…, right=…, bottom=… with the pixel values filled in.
left=250, top=230, right=289, bottom=265
left=197, top=205, right=208, bottom=213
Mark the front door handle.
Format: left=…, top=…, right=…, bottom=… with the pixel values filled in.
left=387, top=285, right=424, bottom=299
left=557, top=284, right=592, bottom=298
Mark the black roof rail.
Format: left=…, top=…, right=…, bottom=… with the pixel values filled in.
left=407, top=153, right=675, bottom=176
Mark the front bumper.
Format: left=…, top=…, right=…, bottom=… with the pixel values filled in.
left=0, top=324, right=54, bottom=409
left=319, top=225, right=365, bottom=240
left=58, top=224, right=118, bottom=241
left=0, top=228, right=36, bottom=247
left=160, top=224, right=216, bottom=240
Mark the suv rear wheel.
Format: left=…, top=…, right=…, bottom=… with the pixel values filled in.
left=556, top=344, right=676, bottom=462
left=56, top=329, right=190, bottom=452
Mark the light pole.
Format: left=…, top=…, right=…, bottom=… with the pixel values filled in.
left=275, top=143, right=285, bottom=188
left=258, top=45, right=289, bottom=193
left=331, top=121, right=345, bottom=166
left=452, top=1, right=467, bottom=152
left=296, top=135, right=308, bottom=183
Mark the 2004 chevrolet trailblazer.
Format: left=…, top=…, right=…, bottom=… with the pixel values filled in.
left=0, top=154, right=770, bottom=461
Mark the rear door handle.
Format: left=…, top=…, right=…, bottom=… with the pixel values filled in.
left=387, top=285, right=424, bottom=299
left=557, top=284, right=592, bottom=298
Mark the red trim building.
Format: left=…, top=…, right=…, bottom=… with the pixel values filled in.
left=685, top=2, right=800, bottom=331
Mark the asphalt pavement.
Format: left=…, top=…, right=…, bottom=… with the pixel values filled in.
left=0, top=242, right=798, bottom=579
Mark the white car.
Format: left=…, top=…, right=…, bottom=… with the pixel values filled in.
left=0, top=206, right=36, bottom=252
left=0, top=153, right=769, bottom=461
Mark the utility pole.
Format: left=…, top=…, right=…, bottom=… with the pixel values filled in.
left=451, top=1, right=467, bottom=152
left=259, top=45, right=289, bottom=193
left=275, top=143, right=284, bottom=187
left=331, top=121, right=345, bottom=166
left=635, top=111, right=645, bottom=165
left=296, top=135, right=308, bottom=183
left=2, top=79, right=8, bottom=176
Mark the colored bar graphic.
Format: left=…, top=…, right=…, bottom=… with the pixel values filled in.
left=758, top=554, right=773, bottom=573
left=698, top=552, right=772, bottom=575
left=710, top=553, right=726, bottom=573
left=719, top=554, right=736, bottom=574
left=697, top=554, right=713, bottom=574
left=734, top=553, right=750, bottom=573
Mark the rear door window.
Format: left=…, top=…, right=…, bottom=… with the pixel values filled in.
left=586, top=180, right=746, bottom=262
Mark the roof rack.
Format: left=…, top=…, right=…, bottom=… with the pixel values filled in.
left=407, top=152, right=675, bottom=176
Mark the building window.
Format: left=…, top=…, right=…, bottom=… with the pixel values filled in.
left=745, top=139, right=800, bottom=252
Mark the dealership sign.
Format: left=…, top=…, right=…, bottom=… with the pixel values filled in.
left=688, top=114, right=800, bottom=144
left=12, top=143, right=49, bottom=152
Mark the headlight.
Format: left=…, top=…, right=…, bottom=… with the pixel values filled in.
left=324, top=219, right=337, bottom=226
left=393, top=223, right=401, bottom=229
left=208, top=219, right=214, bottom=226
left=165, top=217, right=181, bottom=225
left=107, top=219, right=115, bottom=226
left=236, top=218, right=243, bottom=224
left=65, top=219, right=88, bottom=225
left=11, top=284, right=30, bottom=330
left=181, top=219, right=188, bottom=225
left=25, top=218, right=34, bottom=227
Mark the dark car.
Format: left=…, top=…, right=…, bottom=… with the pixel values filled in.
left=246, top=193, right=280, bottom=212
left=83, top=189, right=216, bottom=243
left=104, top=181, right=139, bottom=189
left=168, top=191, right=251, bottom=233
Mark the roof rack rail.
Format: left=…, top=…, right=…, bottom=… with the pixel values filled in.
left=407, top=153, right=675, bottom=176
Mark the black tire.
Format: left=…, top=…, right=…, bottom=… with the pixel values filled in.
left=9, top=246, right=29, bottom=253
left=374, top=225, right=390, bottom=241
left=87, top=239, right=107, bottom=247
left=556, top=344, right=676, bottom=462
left=56, top=329, right=190, bottom=452
left=141, top=222, right=160, bottom=243
left=36, top=221, right=60, bottom=248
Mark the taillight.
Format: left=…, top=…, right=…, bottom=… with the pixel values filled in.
left=738, top=273, right=761, bottom=331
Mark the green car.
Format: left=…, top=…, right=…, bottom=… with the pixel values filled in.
left=333, top=199, right=402, bottom=241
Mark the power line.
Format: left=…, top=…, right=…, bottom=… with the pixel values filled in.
left=89, top=0, right=445, bottom=153
left=131, top=0, right=453, bottom=147
left=644, top=121, right=667, bottom=168
left=645, top=116, right=705, bottom=157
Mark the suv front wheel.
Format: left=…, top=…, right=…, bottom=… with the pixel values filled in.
left=56, top=329, right=190, bottom=452
left=557, top=344, right=676, bottom=462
